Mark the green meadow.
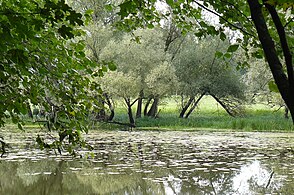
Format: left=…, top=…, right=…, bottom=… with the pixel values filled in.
left=98, top=96, right=293, bottom=132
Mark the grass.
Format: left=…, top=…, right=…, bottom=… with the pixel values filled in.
left=2, top=96, right=293, bottom=132
left=100, top=96, right=293, bottom=132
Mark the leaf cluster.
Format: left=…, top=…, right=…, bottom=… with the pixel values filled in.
left=0, top=0, right=103, bottom=155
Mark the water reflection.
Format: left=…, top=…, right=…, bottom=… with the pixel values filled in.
left=0, top=131, right=294, bottom=194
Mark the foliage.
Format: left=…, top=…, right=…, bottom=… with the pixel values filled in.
left=99, top=28, right=176, bottom=98
left=174, top=35, right=243, bottom=96
left=69, top=0, right=120, bottom=25
left=101, top=71, right=141, bottom=99
left=172, top=35, right=245, bottom=117
left=145, top=61, right=179, bottom=97
left=115, top=0, right=294, bottom=121
left=243, top=57, right=287, bottom=113
left=0, top=0, right=103, bottom=154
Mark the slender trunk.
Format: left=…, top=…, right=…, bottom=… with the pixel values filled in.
left=108, top=109, right=114, bottom=121
left=27, top=103, right=33, bottom=118
left=127, top=105, right=135, bottom=125
left=124, top=98, right=135, bottom=126
left=147, top=97, right=159, bottom=117
left=136, top=90, right=144, bottom=118
left=185, top=93, right=205, bottom=118
left=210, top=94, right=234, bottom=117
left=179, top=96, right=195, bottom=118
left=144, top=97, right=152, bottom=116
left=104, top=94, right=115, bottom=121
left=95, top=95, right=106, bottom=120
left=264, top=0, right=294, bottom=94
left=247, top=0, right=294, bottom=123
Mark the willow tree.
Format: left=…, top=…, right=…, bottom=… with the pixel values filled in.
left=99, top=28, right=172, bottom=118
left=100, top=71, right=141, bottom=127
left=115, top=0, right=294, bottom=122
left=173, top=35, right=245, bottom=118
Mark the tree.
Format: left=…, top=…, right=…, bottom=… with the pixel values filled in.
left=173, top=35, right=245, bottom=118
left=115, top=0, right=294, bottom=122
left=100, top=71, right=141, bottom=126
left=244, top=57, right=289, bottom=118
left=145, top=61, right=179, bottom=117
left=0, top=0, right=103, bottom=154
left=99, top=28, right=174, bottom=119
left=69, top=0, right=119, bottom=25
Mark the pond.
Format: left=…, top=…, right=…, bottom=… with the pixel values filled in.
left=1, top=130, right=294, bottom=194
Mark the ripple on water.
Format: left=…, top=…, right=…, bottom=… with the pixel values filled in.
left=1, top=131, right=294, bottom=194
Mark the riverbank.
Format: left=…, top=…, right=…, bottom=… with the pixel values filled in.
left=97, top=97, right=293, bottom=132
left=2, top=97, right=293, bottom=132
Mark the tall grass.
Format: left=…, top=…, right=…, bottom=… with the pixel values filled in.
left=6, top=96, right=292, bottom=132
left=104, top=96, right=293, bottom=132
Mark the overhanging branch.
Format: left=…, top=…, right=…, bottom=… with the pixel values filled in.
left=264, top=0, right=294, bottom=96
left=192, top=1, right=256, bottom=38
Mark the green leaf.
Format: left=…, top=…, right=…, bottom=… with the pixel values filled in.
left=215, top=51, right=223, bottom=58
left=101, top=65, right=108, bottom=72
left=268, top=80, right=279, bottom=92
left=108, top=62, right=117, bottom=71
left=58, top=25, right=74, bottom=39
left=220, top=32, right=226, bottom=41
left=224, top=53, right=232, bottom=59
left=227, top=44, right=239, bottom=53
left=252, top=50, right=264, bottom=59
left=166, top=0, right=174, bottom=6
left=85, top=9, right=94, bottom=15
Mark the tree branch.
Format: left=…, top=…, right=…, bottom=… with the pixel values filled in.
left=220, top=0, right=254, bottom=25
left=264, top=0, right=294, bottom=98
left=192, top=1, right=256, bottom=38
left=284, top=17, right=293, bottom=28
left=265, top=171, right=274, bottom=188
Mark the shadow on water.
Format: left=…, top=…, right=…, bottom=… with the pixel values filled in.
left=0, top=131, right=294, bottom=194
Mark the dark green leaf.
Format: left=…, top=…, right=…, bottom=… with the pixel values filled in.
left=227, top=44, right=239, bottom=52
left=215, top=51, right=223, bottom=58
left=108, top=62, right=117, bottom=71
left=220, top=32, right=226, bottom=41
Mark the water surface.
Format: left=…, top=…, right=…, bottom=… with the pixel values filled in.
left=1, top=130, right=294, bottom=194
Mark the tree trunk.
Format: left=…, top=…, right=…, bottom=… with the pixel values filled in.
left=179, top=96, right=195, bottom=118
left=104, top=94, right=115, bottom=121
left=124, top=98, right=135, bottom=126
left=95, top=95, right=106, bottom=120
left=136, top=90, right=144, bottom=118
left=108, top=109, right=115, bottom=121
left=247, top=0, right=294, bottom=123
left=185, top=93, right=205, bottom=118
left=144, top=97, right=152, bottom=116
left=147, top=97, right=159, bottom=117
left=285, top=106, right=289, bottom=119
left=27, top=103, right=33, bottom=119
left=210, top=94, right=235, bottom=117
left=127, top=105, right=135, bottom=125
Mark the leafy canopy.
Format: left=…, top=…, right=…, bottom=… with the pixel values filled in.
left=0, top=0, right=103, bottom=155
